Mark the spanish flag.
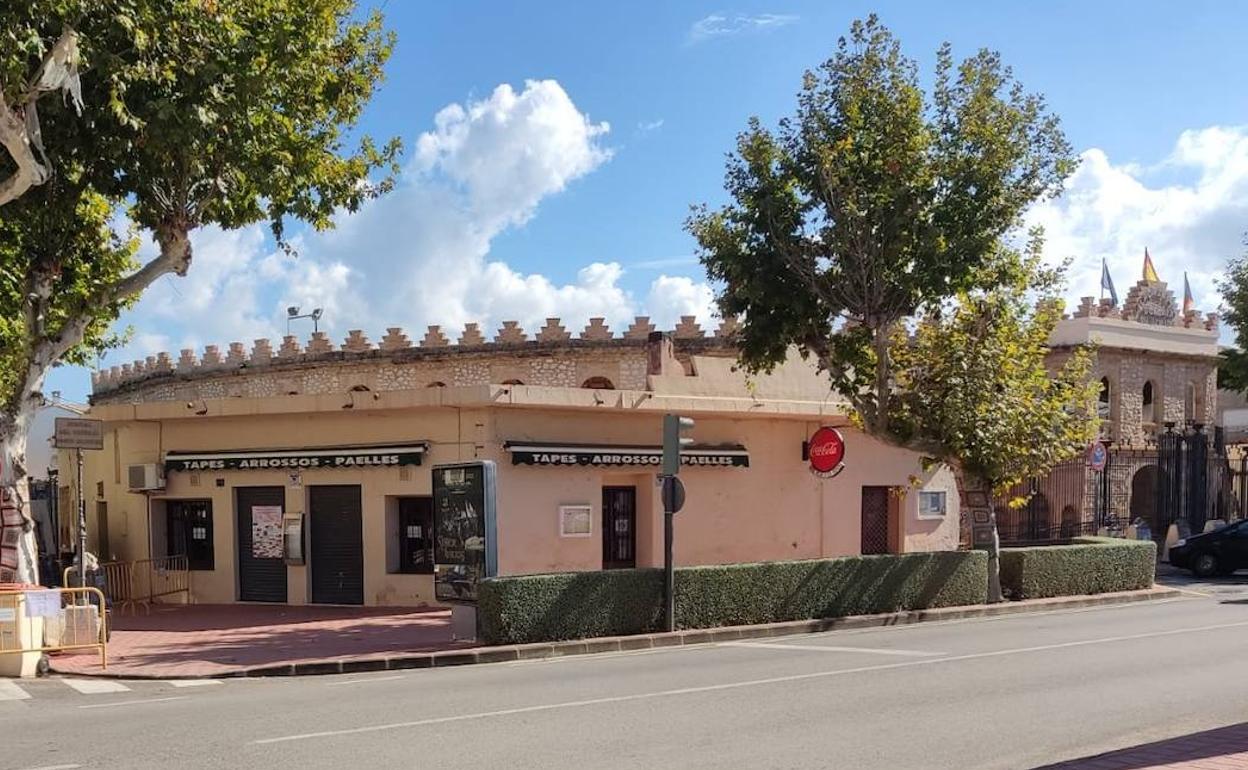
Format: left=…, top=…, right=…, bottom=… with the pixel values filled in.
left=1143, top=248, right=1160, bottom=283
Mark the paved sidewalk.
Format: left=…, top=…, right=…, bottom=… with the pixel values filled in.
left=51, top=603, right=465, bottom=678
left=45, top=586, right=1178, bottom=679
left=1041, top=722, right=1248, bottom=769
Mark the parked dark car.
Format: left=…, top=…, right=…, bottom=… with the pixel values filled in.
left=1169, top=520, right=1248, bottom=577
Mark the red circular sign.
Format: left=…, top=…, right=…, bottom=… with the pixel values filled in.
left=808, top=427, right=846, bottom=475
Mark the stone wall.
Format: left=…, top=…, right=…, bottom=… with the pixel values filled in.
left=91, top=316, right=739, bottom=405
left=1091, top=348, right=1218, bottom=447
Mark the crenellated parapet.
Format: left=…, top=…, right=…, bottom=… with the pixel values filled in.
left=91, top=316, right=741, bottom=399
left=1073, top=282, right=1216, bottom=332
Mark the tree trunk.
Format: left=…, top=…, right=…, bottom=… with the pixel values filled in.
left=0, top=415, right=39, bottom=586
left=958, top=471, right=1004, bottom=604
left=984, top=506, right=1004, bottom=604
left=871, top=322, right=893, bottom=434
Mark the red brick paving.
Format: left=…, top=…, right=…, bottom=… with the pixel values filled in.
left=50, top=603, right=466, bottom=677
left=1041, top=723, right=1248, bottom=769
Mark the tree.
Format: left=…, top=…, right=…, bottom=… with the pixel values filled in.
left=0, top=0, right=401, bottom=585
left=1216, top=251, right=1248, bottom=393
left=687, top=15, right=1090, bottom=601
left=890, top=243, right=1098, bottom=599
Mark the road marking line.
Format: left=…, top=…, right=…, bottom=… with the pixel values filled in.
left=77, top=696, right=188, bottom=710
left=719, top=641, right=944, bottom=657
left=326, top=675, right=405, bottom=686
left=19, top=764, right=82, bottom=770
left=254, top=617, right=1248, bottom=745
left=0, top=679, right=31, bottom=701
left=62, top=678, right=132, bottom=694
left=168, top=679, right=222, bottom=688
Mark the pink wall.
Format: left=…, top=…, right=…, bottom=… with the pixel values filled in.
left=489, top=410, right=961, bottom=576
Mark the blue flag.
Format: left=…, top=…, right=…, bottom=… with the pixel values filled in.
left=1101, top=258, right=1118, bottom=306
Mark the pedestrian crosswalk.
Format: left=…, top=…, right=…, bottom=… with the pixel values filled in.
left=0, top=677, right=224, bottom=704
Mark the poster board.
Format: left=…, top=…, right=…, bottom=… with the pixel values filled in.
left=433, top=461, right=498, bottom=604
left=251, top=505, right=284, bottom=558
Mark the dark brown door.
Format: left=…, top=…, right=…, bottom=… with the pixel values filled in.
left=236, top=486, right=287, bottom=603
left=861, top=486, right=890, bottom=555
left=602, top=487, right=636, bottom=569
left=310, top=486, right=364, bottom=605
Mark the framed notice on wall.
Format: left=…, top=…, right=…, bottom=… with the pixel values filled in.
left=251, top=506, right=283, bottom=559
left=559, top=505, right=593, bottom=537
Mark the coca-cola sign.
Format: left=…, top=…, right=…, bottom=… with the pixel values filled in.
left=808, top=427, right=846, bottom=478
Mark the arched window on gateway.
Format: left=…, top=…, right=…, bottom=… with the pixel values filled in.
left=1098, top=377, right=1113, bottom=439
left=1142, top=380, right=1157, bottom=426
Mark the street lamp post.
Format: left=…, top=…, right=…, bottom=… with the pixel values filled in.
left=286, top=306, right=323, bottom=336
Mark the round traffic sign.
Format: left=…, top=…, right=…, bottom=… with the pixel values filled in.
left=1087, top=443, right=1108, bottom=472
left=661, top=475, right=686, bottom=513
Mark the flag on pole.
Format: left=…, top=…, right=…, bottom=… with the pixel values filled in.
left=1183, top=272, right=1195, bottom=314
left=1143, top=248, right=1160, bottom=282
left=1100, top=258, right=1118, bottom=306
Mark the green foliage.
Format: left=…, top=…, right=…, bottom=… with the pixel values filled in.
left=478, top=551, right=988, bottom=645
left=687, top=15, right=1090, bottom=498
left=688, top=15, right=1074, bottom=412
left=1217, top=252, right=1248, bottom=393
left=998, top=537, right=1156, bottom=600
left=890, top=241, right=1100, bottom=489
left=0, top=185, right=138, bottom=410
left=0, top=0, right=399, bottom=413
left=17, top=0, right=401, bottom=243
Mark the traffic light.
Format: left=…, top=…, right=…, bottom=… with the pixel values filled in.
left=662, top=414, right=695, bottom=476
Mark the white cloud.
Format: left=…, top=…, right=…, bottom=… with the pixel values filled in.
left=1026, top=125, right=1248, bottom=324
left=96, top=79, right=717, bottom=373
left=687, top=13, right=798, bottom=44
left=645, top=275, right=717, bottom=328
left=414, top=80, right=611, bottom=230
left=638, top=118, right=665, bottom=133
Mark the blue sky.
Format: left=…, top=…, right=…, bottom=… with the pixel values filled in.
left=48, top=0, right=1248, bottom=402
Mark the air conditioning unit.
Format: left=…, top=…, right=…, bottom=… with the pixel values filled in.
left=127, top=463, right=165, bottom=491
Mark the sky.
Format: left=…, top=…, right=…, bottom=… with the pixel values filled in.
left=46, top=0, right=1248, bottom=402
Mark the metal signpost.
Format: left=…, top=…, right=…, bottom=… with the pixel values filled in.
left=53, top=418, right=104, bottom=589
left=661, top=414, right=694, bottom=633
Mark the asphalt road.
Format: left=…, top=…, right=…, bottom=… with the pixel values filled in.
left=5, top=586, right=1248, bottom=770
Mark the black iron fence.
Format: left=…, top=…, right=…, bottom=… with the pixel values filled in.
left=991, top=424, right=1236, bottom=547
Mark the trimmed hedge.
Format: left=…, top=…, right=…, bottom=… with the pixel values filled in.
left=478, top=551, right=988, bottom=645
left=998, top=536, right=1156, bottom=600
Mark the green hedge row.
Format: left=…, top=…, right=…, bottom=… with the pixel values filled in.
left=478, top=551, right=988, bottom=645
left=998, top=536, right=1156, bottom=600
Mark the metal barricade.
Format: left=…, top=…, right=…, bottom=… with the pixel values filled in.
left=138, top=556, right=191, bottom=606
left=64, top=556, right=190, bottom=614
left=0, top=587, right=108, bottom=670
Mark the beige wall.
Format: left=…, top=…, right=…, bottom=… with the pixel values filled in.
left=77, top=407, right=487, bottom=606
left=70, top=401, right=959, bottom=606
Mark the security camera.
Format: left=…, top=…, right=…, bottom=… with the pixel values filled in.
left=311, top=308, right=323, bottom=320
left=287, top=306, right=300, bottom=317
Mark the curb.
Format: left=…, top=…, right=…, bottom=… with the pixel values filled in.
left=49, top=585, right=1182, bottom=680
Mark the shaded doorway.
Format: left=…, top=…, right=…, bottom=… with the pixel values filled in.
left=861, top=486, right=890, bottom=555
left=602, top=487, right=636, bottom=569
left=1130, top=465, right=1160, bottom=537
left=236, top=486, right=287, bottom=603
left=310, top=485, right=364, bottom=605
